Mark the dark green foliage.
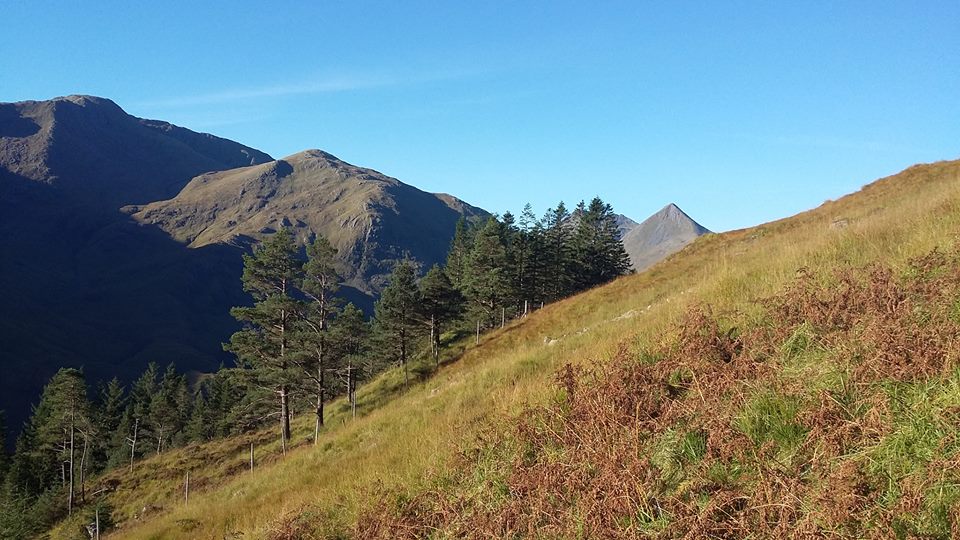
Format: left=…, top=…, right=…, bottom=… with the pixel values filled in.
left=330, top=303, right=372, bottom=416
left=374, top=260, right=421, bottom=384
left=146, top=364, right=190, bottom=452
left=449, top=198, right=630, bottom=318
left=226, top=228, right=305, bottom=444
left=569, top=197, right=632, bottom=290
left=298, top=235, right=342, bottom=436
left=463, top=217, right=513, bottom=327
left=445, top=218, right=475, bottom=289
left=541, top=202, right=575, bottom=302
left=2, top=368, right=91, bottom=525
left=95, top=378, right=126, bottom=471
left=418, top=265, right=464, bottom=365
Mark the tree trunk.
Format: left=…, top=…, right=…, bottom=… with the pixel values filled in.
left=79, top=431, right=88, bottom=503
left=68, top=408, right=75, bottom=516
left=314, top=354, right=325, bottom=445
left=430, top=314, right=439, bottom=366
left=279, top=295, right=291, bottom=447
left=348, top=364, right=356, bottom=419
left=129, top=418, right=138, bottom=472
left=400, top=327, right=408, bottom=385
left=280, top=386, right=290, bottom=452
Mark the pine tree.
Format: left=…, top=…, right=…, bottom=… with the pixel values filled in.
left=418, top=265, right=464, bottom=366
left=511, top=204, right=546, bottom=311
left=147, top=364, right=189, bottom=454
left=205, top=367, right=245, bottom=437
left=25, top=368, right=92, bottom=516
left=299, top=235, right=341, bottom=443
left=373, top=260, right=420, bottom=385
left=94, top=378, right=126, bottom=473
left=329, top=303, right=370, bottom=418
left=226, top=228, right=305, bottom=450
left=126, top=362, right=159, bottom=465
left=463, top=217, right=511, bottom=327
left=569, top=197, right=631, bottom=290
left=445, top=217, right=474, bottom=289
left=541, top=202, right=574, bottom=301
left=184, top=389, right=211, bottom=442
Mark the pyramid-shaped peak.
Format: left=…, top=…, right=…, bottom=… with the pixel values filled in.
left=658, top=203, right=685, bottom=216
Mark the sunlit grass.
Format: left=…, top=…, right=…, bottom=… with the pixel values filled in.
left=64, top=159, right=960, bottom=539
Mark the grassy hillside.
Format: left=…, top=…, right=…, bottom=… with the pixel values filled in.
left=58, top=158, right=960, bottom=539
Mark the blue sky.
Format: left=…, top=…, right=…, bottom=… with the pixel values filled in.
left=2, top=1, right=958, bottom=231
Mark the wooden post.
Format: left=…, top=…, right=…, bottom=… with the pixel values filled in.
left=95, top=507, right=100, bottom=540
left=250, top=442, right=254, bottom=473
left=501, top=307, right=505, bottom=328
left=540, top=301, right=544, bottom=310
left=184, top=471, right=189, bottom=505
left=476, top=320, right=480, bottom=345
left=524, top=300, right=529, bottom=317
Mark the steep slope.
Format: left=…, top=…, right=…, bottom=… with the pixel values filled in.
left=615, top=213, right=640, bottom=238
left=80, top=157, right=960, bottom=539
left=129, top=149, right=487, bottom=293
left=0, top=94, right=271, bottom=206
left=622, top=203, right=711, bottom=270
left=0, top=95, right=275, bottom=444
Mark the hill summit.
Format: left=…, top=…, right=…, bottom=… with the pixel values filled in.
left=622, top=203, right=711, bottom=270
left=129, top=148, right=487, bottom=293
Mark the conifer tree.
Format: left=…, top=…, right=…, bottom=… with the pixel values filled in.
left=373, top=260, right=420, bottom=385
left=226, top=228, right=304, bottom=448
left=329, top=303, right=370, bottom=418
left=517, top=204, right=546, bottom=309
left=569, top=197, right=631, bottom=290
left=25, top=368, right=91, bottom=515
left=147, top=364, right=189, bottom=454
left=299, top=235, right=341, bottom=443
left=94, top=378, right=126, bottom=472
left=418, top=265, right=464, bottom=366
left=126, top=362, right=159, bottom=463
left=445, top=217, right=474, bottom=289
left=463, top=217, right=511, bottom=327
left=541, top=202, right=573, bottom=301
left=184, top=390, right=212, bottom=442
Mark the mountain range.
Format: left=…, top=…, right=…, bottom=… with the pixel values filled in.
left=0, top=95, right=708, bottom=442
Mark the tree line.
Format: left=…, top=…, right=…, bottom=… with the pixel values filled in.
left=0, top=196, right=631, bottom=537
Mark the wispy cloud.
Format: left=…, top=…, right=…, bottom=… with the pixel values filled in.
left=135, top=68, right=486, bottom=109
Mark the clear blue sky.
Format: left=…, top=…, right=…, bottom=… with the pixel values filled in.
left=3, top=1, right=958, bottom=231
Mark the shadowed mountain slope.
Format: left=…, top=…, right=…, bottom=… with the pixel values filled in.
left=0, top=96, right=482, bottom=446
left=0, top=95, right=274, bottom=443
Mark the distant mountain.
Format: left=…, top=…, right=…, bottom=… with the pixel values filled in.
left=0, top=95, right=482, bottom=444
left=614, top=213, right=640, bottom=238
left=621, top=204, right=710, bottom=271
left=0, top=95, right=271, bottom=206
left=129, top=149, right=487, bottom=293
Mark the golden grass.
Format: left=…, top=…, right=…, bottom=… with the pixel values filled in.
left=85, top=159, right=960, bottom=539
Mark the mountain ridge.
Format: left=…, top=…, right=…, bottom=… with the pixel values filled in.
left=128, top=148, right=488, bottom=293
left=0, top=95, right=484, bottom=445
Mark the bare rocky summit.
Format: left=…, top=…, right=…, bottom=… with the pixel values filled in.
left=622, top=203, right=710, bottom=271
